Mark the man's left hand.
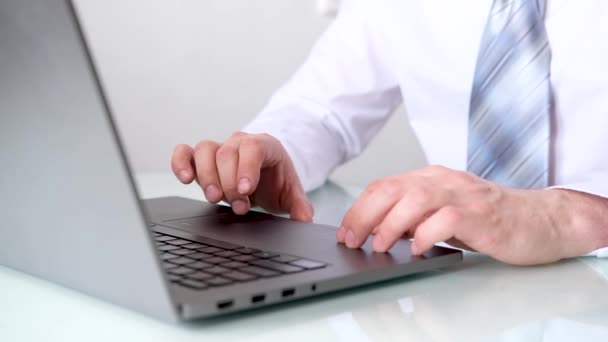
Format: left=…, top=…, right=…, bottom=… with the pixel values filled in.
left=337, top=165, right=607, bottom=265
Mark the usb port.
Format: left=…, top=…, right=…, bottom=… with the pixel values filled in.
left=217, top=300, right=234, bottom=310
left=281, top=288, right=295, bottom=298
left=251, top=294, right=266, bottom=304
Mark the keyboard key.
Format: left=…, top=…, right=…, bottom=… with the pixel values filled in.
left=241, top=266, right=280, bottom=278
left=235, top=247, right=260, bottom=255
left=153, top=232, right=161, bottom=237
left=160, top=253, right=178, bottom=260
left=168, top=274, right=182, bottom=282
left=158, top=244, right=180, bottom=251
left=232, top=255, right=258, bottom=262
left=188, top=252, right=213, bottom=260
left=199, top=247, right=223, bottom=254
left=250, top=260, right=303, bottom=273
left=205, top=257, right=230, bottom=264
left=155, top=241, right=165, bottom=246
left=215, top=250, right=240, bottom=258
left=221, top=261, right=248, bottom=269
left=180, top=279, right=208, bottom=290
left=163, top=262, right=178, bottom=270
left=166, top=239, right=192, bottom=246
left=155, top=235, right=176, bottom=242
left=205, top=266, right=230, bottom=274
left=271, top=255, right=299, bottom=263
left=197, top=237, right=241, bottom=250
left=169, top=267, right=195, bottom=275
left=187, top=272, right=213, bottom=281
left=168, top=257, right=196, bottom=265
left=183, top=242, right=206, bottom=249
left=223, top=271, right=257, bottom=282
left=205, top=277, right=233, bottom=287
left=189, top=261, right=213, bottom=269
left=170, top=249, right=196, bottom=256
left=290, top=259, right=327, bottom=270
left=253, top=251, right=279, bottom=259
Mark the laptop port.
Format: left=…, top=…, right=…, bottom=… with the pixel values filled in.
left=311, top=284, right=317, bottom=292
left=281, top=288, right=295, bottom=298
left=251, top=294, right=266, bottom=304
left=217, top=300, right=234, bottom=310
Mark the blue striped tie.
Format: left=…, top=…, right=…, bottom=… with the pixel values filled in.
left=467, top=0, right=552, bottom=189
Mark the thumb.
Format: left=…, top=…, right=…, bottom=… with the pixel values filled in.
left=288, top=194, right=314, bottom=222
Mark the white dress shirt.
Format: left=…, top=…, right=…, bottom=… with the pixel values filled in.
left=244, top=0, right=608, bottom=257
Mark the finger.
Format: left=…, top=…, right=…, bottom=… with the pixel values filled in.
left=216, top=133, right=251, bottom=214
left=372, top=186, right=447, bottom=252
left=171, top=144, right=195, bottom=184
left=236, top=135, right=266, bottom=196
left=340, top=179, right=404, bottom=248
left=411, top=206, right=461, bottom=255
left=237, top=133, right=288, bottom=196
left=193, top=140, right=223, bottom=203
left=287, top=190, right=314, bottom=222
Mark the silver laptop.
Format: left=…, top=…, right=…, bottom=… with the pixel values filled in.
left=0, top=0, right=462, bottom=322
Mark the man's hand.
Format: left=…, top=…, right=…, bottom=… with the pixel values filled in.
left=337, top=165, right=608, bottom=265
left=171, top=132, right=313, bottom=222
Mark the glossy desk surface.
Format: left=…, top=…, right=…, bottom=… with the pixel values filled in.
left=2, top=174, right=608, bottom=341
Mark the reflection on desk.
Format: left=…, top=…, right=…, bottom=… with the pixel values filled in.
left=1, top=173, right=607, bottom=342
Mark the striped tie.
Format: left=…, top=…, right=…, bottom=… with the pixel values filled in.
left=467, top=0, right=552, bottom=189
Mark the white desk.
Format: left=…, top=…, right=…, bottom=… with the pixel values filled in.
left=2, top=174, right=608, bottom=341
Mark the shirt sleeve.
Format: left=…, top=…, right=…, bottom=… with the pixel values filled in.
left=243, top=0, right=402, bottom=192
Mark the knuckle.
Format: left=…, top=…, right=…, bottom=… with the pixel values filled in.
left=384, top=177, right=402, bottom=189
left=194, top=140, right=216, bottom=153
left=261, top=133, right=282, bottom=149
left=452, top=170, right=474, bottom=183
left=365, top=180, right=383, bottom=194
left=425, top=165, right=449, bottom=175
left=365, top=178, right=402, bottom=197
left=241, top=135, right=263, bottom=152
left=230, top=131, right=247, bottom=139
left=215, top=145, right=238, bottom=162
left=409, top=185, right=433, bottom=205
left=260, top=132, right=277, bottom=142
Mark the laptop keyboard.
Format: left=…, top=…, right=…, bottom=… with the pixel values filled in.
left=153, top=232, right=327, bottom=291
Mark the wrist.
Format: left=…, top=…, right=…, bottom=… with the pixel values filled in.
left=543, top=189, right=608, bottom=258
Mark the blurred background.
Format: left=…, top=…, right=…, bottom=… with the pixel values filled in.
left=77, top=0, right=427, bottom=186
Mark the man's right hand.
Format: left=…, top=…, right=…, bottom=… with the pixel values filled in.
left=171, top=132, right=314, bottom=222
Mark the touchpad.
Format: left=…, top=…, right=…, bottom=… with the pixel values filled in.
left=162, top=210, right=275, bottom=231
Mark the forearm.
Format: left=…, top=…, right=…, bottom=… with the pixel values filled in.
left=547, top=189, right=608, bottom=259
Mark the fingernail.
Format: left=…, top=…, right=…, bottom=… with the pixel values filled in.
left=411, top=243, right=420, bottom=255
left=345, top=230, right=357, bottom=248
left=238, top=178, right=251, bottom=195
left=372, top=234, right=386, bottom=252
left=337, top=226, right=347, bottom=243
left=179, top=170, right=190, bottom=182
left=205, top=185, right=221, bottom=202
left=232, top=200, right=248, bottom=215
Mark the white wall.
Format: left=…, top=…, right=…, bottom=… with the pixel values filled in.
left=77, top=0, right=427, bottom=187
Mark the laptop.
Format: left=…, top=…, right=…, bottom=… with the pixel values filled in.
left=0, top=0, right=462, bottom=322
